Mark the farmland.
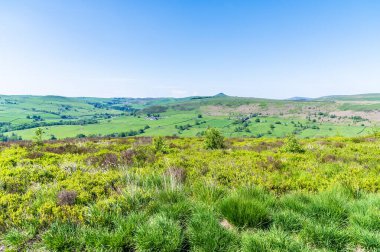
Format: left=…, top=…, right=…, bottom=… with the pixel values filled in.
left=1, top=93, right=380, bottom=141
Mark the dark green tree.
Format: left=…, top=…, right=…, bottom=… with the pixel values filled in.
left=204, top=128, right=225, bottom=150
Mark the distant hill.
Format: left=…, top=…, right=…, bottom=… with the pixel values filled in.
left=317, top=93, right=380, bottom=101
left=214, top=92, right=228, bottom=97
left=287, top=97, right=313, bottom=101
left=1, top=93, right=380, bottom=141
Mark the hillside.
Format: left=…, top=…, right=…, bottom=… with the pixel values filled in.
left=1, top=136, right=380, bottom=250
left=1, top=93, right=380, bottom=141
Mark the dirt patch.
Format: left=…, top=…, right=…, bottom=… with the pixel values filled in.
left=202, top=103, right=333, bottom=117
left=220, top=219, right=234, bottom=230
left=201, top=105, right=260, bottom=116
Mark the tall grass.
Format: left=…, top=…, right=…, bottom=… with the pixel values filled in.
left=135, top=214, right=183, bottom=252
left=3, top=137, right=380, bottom=250
left=187, top=207, right=240, bottom=251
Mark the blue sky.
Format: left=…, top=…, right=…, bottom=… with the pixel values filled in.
left=1, top=0, right=380, bottom=98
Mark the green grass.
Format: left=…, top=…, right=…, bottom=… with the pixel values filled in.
left=187, top=206, right=240, bottom=252
left=135, top=214, right=183, bottom=252
left=1, top=94, right=380, bottom=140
left=2, top=136, right=380, bottom=250
left=220, top=188, right=273, bottom=229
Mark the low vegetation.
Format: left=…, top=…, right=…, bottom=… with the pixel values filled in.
left=1, top=134, right=380, bottom=250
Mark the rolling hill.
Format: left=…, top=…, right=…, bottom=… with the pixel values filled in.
left=1, top=93, right=379, bottom=140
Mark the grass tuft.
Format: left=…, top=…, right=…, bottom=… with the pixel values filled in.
left=135, top=214, right=183, bottom=252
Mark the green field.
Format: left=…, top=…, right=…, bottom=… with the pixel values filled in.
left=1, top=93, right=380, bottom=141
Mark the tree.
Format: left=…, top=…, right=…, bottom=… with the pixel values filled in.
left=204, top=128, right=225, bottom=150
left=282, top=135, right=304, bottom=153
left=34, top=128, right=44, bottom=147
left=153, top=136, right=168, bottom=153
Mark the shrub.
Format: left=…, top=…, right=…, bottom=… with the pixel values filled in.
left=57, top=190, right=77, bottom=206
left=220, top=196, right=271, bottom=229
left=120, top=149, right=136, bottom=165
left=33, top=128, right=44, bottom=147
left=165, top=167, right=187, bottom=184
left=282, top=135, right=304, bottom=153
left=153, top=136, right=168, bottom=153
left=25, top=151, right=44, bottom=159
left=321, top=154, right=338, bottom=163
left=135, top=214, right=183, bottom=252
left=204, top=128, right=225, bottom=149
left=132, top=145, right=156, bottom=167
left=98, top=153, right=119, bottom=168
left=45, top=144, right=91, bottom=154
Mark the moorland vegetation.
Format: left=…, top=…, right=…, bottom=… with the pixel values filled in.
left=1, top=130, right=380, bottom=251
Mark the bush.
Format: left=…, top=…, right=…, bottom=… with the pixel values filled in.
left=98, top=153, right=119, bottom=168
left=120, top=149, right=136, bottom=165
left=165, top=167, right=187, bottom=184
left=135, top=214, right=183, bottom=252
left=57, top=190, right=77, bottom=206
left=33, top=128, right=44, bottom=147
left=132, top=145, right=156, bottom=167
left=85, top=152, right=120, bottom=168
left=204, top=128, right=225, bottom=150
left=282, top=135, right=304, bottom=153
left=153, top=136, right=168, bottom=153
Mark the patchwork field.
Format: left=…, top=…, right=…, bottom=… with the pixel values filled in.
left=1, top=93, right=380, bottom=141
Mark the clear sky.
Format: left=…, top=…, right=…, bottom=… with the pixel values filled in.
left=1, top=0, right=380, bottom=98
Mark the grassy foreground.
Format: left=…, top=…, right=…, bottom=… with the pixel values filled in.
left=1, top=136, right=380, bottom=251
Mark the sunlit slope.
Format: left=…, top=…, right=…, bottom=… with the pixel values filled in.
left=1, top=94, right=379, bottom=140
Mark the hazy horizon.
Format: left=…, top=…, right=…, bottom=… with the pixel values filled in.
left=2, top=91, right=380, bottom=100
left=1, top=0, right=380, bottom=98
